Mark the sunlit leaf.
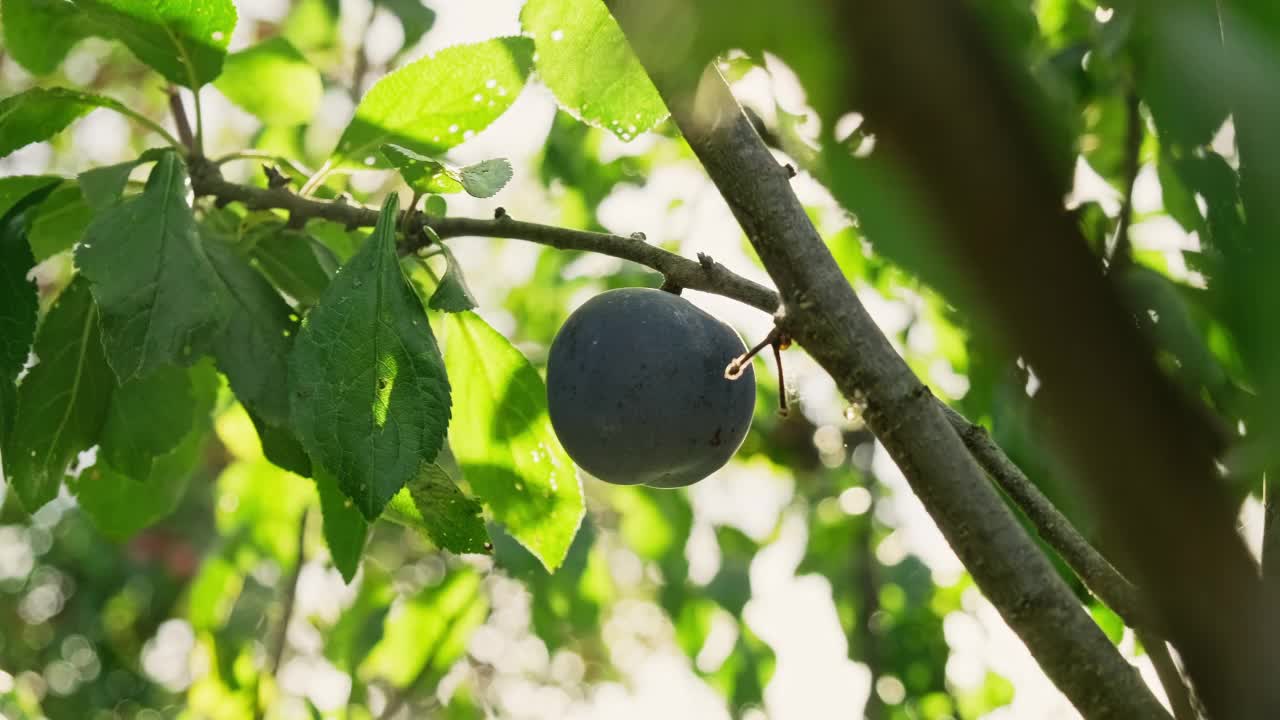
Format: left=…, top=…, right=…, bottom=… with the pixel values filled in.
left=458, top=158, right=513, bottom=198
left=0, top=87, right=150, bottom=159
left=0, top=0, right=95, bottom=75
left=215, top=37, right=323, bottom=126
left=521, top=0, right=668, bottom=140
left=73, top=0, right=238, bottom=88
left=443, top=311, right=584, bottom=571
left=380, top=144, right=464, bottom=194
left=333, top=37, right=533, bottom=168
left=384, top=462, right=489, bottom=554
left=289, top=194, right=452, bottom=520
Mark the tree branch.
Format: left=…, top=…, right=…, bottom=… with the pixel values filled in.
left=1109, top=89, right=1144, bottom=266
left=607, top=5, right=1169, bottom=718
left=832, top=1, right=1276, bottom=716
left=187, top=161, right=780, bottom=313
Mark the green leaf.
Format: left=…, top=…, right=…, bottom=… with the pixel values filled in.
left=215, top=459, right=313, bottom=566
left=0, top=176, right=63, bottom=219
left=74, top=0, right=238, bottom=88
left=442, top=311, right=584, bottom=571
left=77, top=151, right=230, bottom=382
left=98, top=364, right=194, bottom=479
left=3, top=278, right=115, bottom=510
left=427, top=249, right=478, bottom=313
left=380, top=144, right=464, bottom=194
left=0, top=87, right=145, bottom=160
left=214, top=37, right=323, bottom=126
left=289, top=194, right=452, bottom=520
left=77, top=148, right=169, bottom=210
left=28, top=183, right=94, bottom=260
left=0, top=0, right=95, bottom=75
left=521, top=0, right=668, bottom=140
left=0, top=183, right=49, bottom=384
left=71, top=361, right=217, bottom=539
left=0, top=180, right=56, bottom=447
left=204, top=234, right=297, bottom=425
left=247, top=410, right=313, bottom=478
left=333, top=37, right=533, bottom=168
left=458, top=158, right=513, bottom=198
left=375, top=0, right=435, bottom=51
left=314, top=467, right=369, bottom=582
left=250, top=227, right=338, bottom=306
left=384, top=463, right=489, bottom=554
left=362, top=569, right=488, bottom=686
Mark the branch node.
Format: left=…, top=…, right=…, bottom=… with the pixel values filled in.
left=630, top=231, right=647, bottom=241
left=659, top=277, right=684, bottom=295
left=697, top=252, right=715, bottom=271
left=263, top=164, right=292, bottom=189
left=286, top=212, right=307, bottom=230
left=783, top=163, right=797, bottom=178
left=494, top=207, right=509, bottom=220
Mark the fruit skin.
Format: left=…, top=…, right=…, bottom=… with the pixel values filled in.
left=546, top=287, right=755, bottom=488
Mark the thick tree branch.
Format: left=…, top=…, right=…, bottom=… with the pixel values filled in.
left=835, top=1, right=1276, bottom=717
left=608, top=5, right=1169, bottom=718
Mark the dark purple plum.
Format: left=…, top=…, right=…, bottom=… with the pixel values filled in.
left=546, top=288, right=755, bottom=488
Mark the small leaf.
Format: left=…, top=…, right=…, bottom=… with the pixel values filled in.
left=333, top=37, right=533, bottom=168
left=380, top=144, right=464, bottom=194
left=0, top=87, right=147, bottom=159
left=74, top=0, right=238, bottom=88
left=98, top=364, right=195, bottom=479
left=1, top=0, right=95, bottom=75
left=314, top=467, right=369, bottom=582
left=29, top=183, right=95, bottom=260
left=204, top=234, right=297, bottom=424
left=428, top=248, right=478, bottom=313
left=521, top=0, right=668, bottom=140
left=215, top=37, right=323, bottom=126
left=443, top=311, right=584, bottom=571
left=289, top=194, right=452, bottom=520
left=78, top=151, right=230, bottom=382
left=458, top=158, right=513, bottom=198
left=385, top=463, right=489, bottom=554
left=423, top=195, right=447, bottom=217
left=3, top=278, right=115, bottom=510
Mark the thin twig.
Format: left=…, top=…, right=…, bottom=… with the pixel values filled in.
left=187, top=161, right=779, bottom=313
left=167, top=88, right=196, bottom=154
left=270, top=509, right=309, bottom=678
left=1110, top=89, right=1144, bottom=266
left=1137, top=630, right=1200, bottom=720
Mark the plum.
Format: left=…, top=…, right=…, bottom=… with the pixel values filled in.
left=546, top=287, right=755, bottom=488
